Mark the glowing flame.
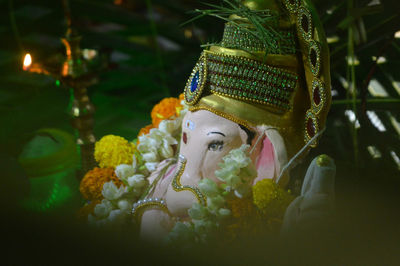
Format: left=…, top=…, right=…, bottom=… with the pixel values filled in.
left=23, top=53, right=32, bottom=70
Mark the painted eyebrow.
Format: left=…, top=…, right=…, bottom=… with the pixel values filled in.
left=207, top=131, right=226, bottom=137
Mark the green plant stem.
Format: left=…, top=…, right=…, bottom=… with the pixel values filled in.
left=392, top=42, right=400, bottom=54
left=331, top=14, right=398, bottom=58
left=347, top=0, right=359, bottom=172
left=332, top=98, right=400, bottom=107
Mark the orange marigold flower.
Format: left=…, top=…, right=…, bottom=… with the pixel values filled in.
left=79, top=167, right=124, bottom=201
left=138, top=124, right=153, bottom=137
left=137, top=124, right=154, bottom=145
left=178, top=93, right=184, bottom=102
left=151, top=97, right=181, bottom=127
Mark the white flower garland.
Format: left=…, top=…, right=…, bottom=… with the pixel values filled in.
left=89, top=100, right=188, bottom=226
left=167, top=144, right=257, bottom=243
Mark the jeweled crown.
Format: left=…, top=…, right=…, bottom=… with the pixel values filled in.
left=184, top=0, right=331, bottom=158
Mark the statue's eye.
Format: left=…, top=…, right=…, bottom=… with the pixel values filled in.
left=208, top=141, right=224, bottom=151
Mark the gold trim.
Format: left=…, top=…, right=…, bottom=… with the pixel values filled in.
left=189, top=105, right=254, bottom=131
left=132, top=200, right=172, bottom=222
left=208, top=46, right=299, bottom=69
left=172, top=156, right=207, bottom=206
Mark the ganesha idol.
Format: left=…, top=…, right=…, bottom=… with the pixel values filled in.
left=85, top=0, right=336, bottom=243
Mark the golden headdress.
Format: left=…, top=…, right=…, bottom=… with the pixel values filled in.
left=184, top=0, right=331, bottom=159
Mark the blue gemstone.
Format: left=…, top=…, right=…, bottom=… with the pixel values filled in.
left=190, top=71, right=200, bottom=93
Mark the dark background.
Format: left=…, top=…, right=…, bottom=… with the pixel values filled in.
left=1, top=0, right=400, bottom=264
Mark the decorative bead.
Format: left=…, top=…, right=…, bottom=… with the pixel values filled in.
left=297, top=7, right=313, bottom=41
left=312, top=78, right=325, bottom=115
left=304, top=110, right=319, bottom=147
left=308, top=40, right=321, bottom=77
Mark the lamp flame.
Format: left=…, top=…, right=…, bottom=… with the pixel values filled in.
left=23, top=53, right=32, bottom=70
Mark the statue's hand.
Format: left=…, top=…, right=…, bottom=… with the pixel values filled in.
left=281, top=155, right=336, bottom=237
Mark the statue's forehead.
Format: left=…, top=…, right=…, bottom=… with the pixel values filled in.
left=184, top=110, right=239, bottom=134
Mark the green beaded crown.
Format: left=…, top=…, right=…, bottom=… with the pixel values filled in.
left=184, top=0, right=331, bottom=155
left=185, top=50, right=299, bottom=111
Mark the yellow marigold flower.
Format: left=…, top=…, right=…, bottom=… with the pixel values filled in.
left=227, top=197, right=256, bottom=219
left=151, top=97, right=181, bottom=127
left=80, top=167, right=124, bottom=201
left=94, top=135, right=135, bottom=168
left=252, top=179, right=294, bottom=218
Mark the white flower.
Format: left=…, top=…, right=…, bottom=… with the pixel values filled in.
left=137, top=132, right=160, bottom=153
left=188, top=203, right=208, bottom=220
left=115, top=164, right=135, bottom=180
left=145, top=162, right=158, bottom=172
left=226, top=173, right=242, bottom=187
left=167, top=222, right=195, bottom=242
left=94, top=199, right=113, bottom=218
left=117, top=199, right=131, bottom=213
left=137, top=138, right=157, bottom=153
left=215, top=163, right=239, bottom=182
left=215, top=144, right=256, bottom=191
left=160, top=139, right=174, bottom=158
left=230, top=144, right=250, bottom=161
left=235, top=186, right=250, bottom=199
left=158, top=119, right=177, bottom=135
left=198, top=178, right=219, bottom=198
left=102, top=181, right=126, bottom=201
left=206, top=195, right=225, bottom=211
left=142, top=151, right=159, bottom=162
left=193, top=219, right=215, bottom=236
left=137, top=126, right=178, bottom=164
left=127, top=174, right=146, bottom=188
left=107, top=209, right=125, bottom=224
left=216, top=166, right=240, bottom=186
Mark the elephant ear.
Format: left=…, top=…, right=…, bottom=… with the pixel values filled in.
left=252, top=126, right=289, bottom=188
